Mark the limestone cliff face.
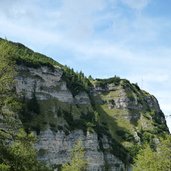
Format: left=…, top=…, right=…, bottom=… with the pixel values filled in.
left=15, top=64, right=168, bottom=171
left=15, top=64, right=127, bottom=171
left=16, top=65, right=73, bottom=103
left=36, top=129, right=125, bottom=171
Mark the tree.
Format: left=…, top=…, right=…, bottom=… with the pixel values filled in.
left=0, top=163, right=10, bottom=171
left=0, top=129, right=52, bottom=171
left=88, top=75, right=93, bottom=81
left=0, top=40, right=16, bottom=113
left=156, top=135, right=171, bottom=171
left=0, top=129, right=37, bottom=171
left=62, top=140, right=87, bottom=171
left=133, top=144, right=157, bottom=171
left=133, top=135, right=171, bottom=171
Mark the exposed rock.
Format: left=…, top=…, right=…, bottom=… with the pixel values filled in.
left=107, top=83, right=117, bottom=91
left=133, top=132, right=140, bottom=143
left=16, top=65, right=74, bottom=103
left=144, top=95, right=160, bottom=112
left=75, top=92, right=90, bottom=104
left=36, top=129, right=125, bottom=171
left=15, top=65, right=93, bottom=105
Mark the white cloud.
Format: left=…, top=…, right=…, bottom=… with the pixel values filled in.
left=121, top=0, right=151, bottom=10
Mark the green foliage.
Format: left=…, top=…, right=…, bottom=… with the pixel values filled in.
left=133, top=135, right=171, bottom=171
left=0, top=38, right=61, bottom=70
left=0, top=129, right=52, bottom=171
left=116, top=130, right=134, bottom=141
left=133, top=144, right=156, bottom=171
left=0, top=40, right=17, bottom=113
left=60, top=105, right=97, bottom=134
left=0, top=38, right=93, bottom=99
left=88, top=75, right=93, bottom=80
left=19, top=91, right=41, bottom=133
left=127, top=144, right=141, bottom=159
left=62, top=140, right=87, bottom=171
left=95, top=76, right=120, bottom=88
left=62, top=66, right=92, bottom=96
left=0, top=39, right=52, bottom=171
left=0, top=163, right=10, bottom=171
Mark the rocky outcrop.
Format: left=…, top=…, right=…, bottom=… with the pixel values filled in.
left=36, top=129, right=125, bottom=171
left=75, top=92, right=90, bottom=104
left=16, top=65, right=92, bottom=105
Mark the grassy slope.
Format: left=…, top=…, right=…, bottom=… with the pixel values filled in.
left=93, top=79, right=169, bottom=153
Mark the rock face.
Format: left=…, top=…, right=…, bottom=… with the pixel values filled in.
left=15, top=64, right=127, bottom=171
left=16, top=65, right=73, bottom=103
left=36, top=129, right=125, bottom=171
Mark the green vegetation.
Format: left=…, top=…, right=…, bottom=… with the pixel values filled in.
left=0, top=38, right=61, bottom=69
left=91, top=77, right=169, bottom=162
left=94, top=76, right=120, bottom=88
left=0, top=39, right=17, bottom=114
left=62, top=67, right=92, bottom=96
left=0, top=40, right=51, bottom=170
left=0, top=129, right=52, bottom=171
left=62, top=140, right=87, bottom=171
left=19, top=96, right=97, bottom=134
left=133, top=135, right=171, bottom=171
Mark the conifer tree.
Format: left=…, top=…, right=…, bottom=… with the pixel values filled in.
left=62, top=140, right=87, bottom=171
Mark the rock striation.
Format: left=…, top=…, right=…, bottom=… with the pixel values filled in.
left=36, top=129, right=125, bottom=171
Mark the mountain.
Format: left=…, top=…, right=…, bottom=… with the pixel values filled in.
left=0, top=38, right=169, bottom=171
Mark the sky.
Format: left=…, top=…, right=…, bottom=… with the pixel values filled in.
left=0, top=0, right=171, bottom=131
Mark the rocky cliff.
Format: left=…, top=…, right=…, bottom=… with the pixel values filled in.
left=15, top=64, right=127, bottom=171
left=0, top=39, right=169, bottom=171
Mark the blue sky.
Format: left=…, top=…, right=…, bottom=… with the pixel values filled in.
left=0, top=0, right=171, bottom=131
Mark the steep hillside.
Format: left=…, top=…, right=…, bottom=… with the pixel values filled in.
left=0, top=38, right=169, bottom=171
